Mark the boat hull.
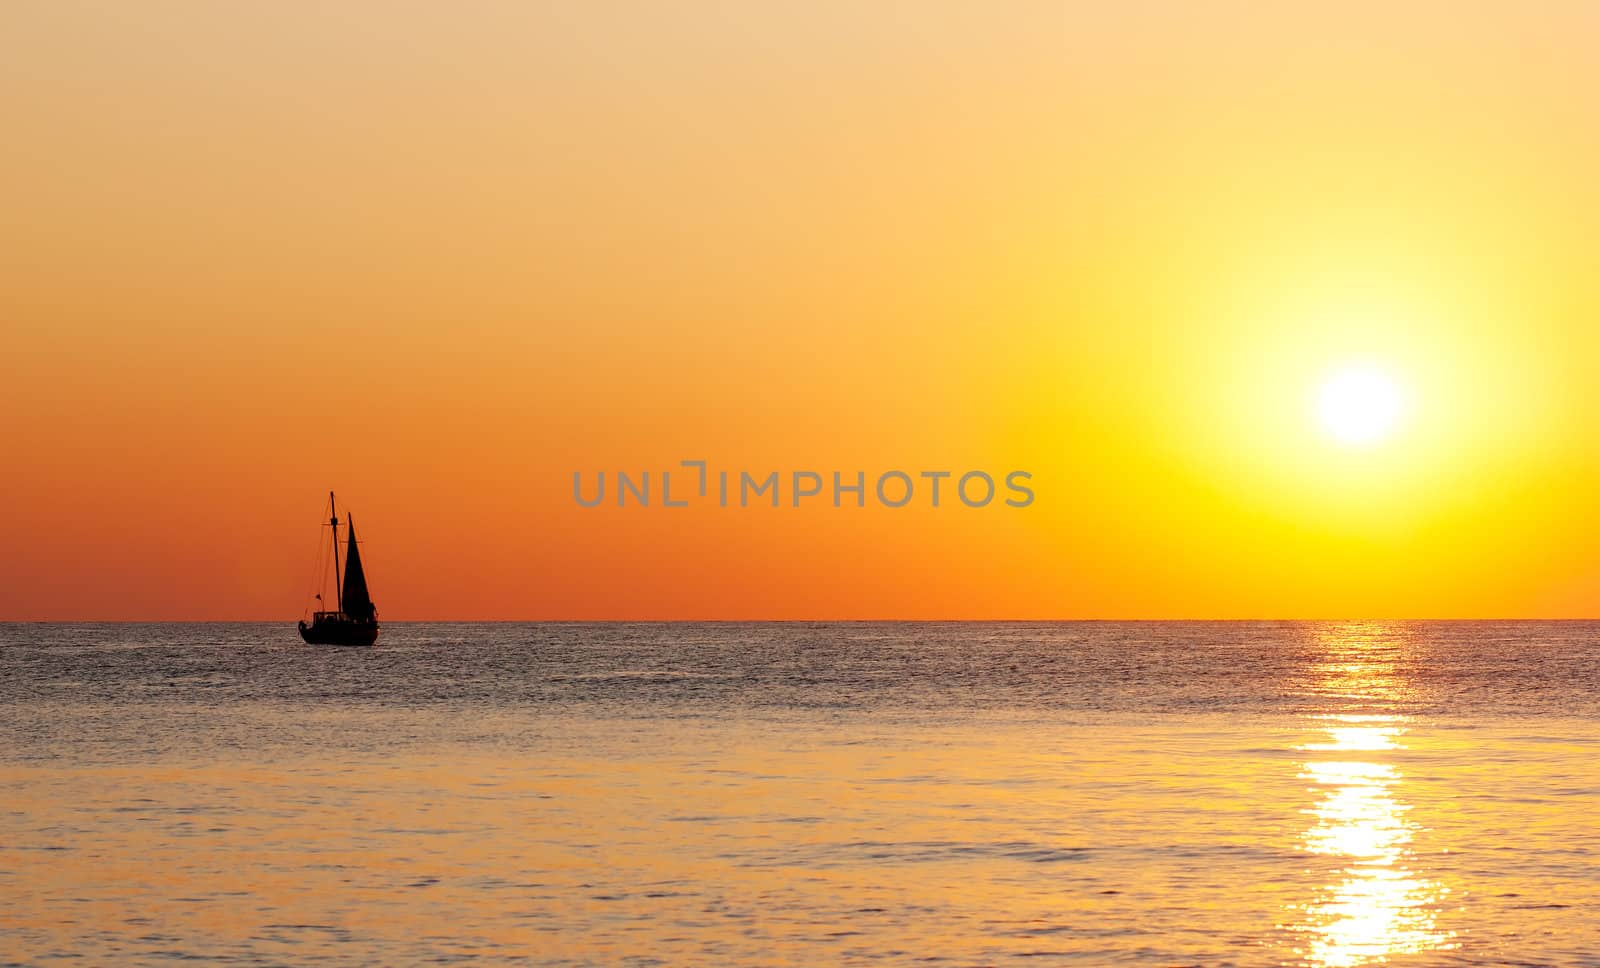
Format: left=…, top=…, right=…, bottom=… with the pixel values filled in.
left=298, top=618, right=379, bottom=647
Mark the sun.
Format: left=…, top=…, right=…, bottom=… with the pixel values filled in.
left=1315, top=363, right=1408, bottom=446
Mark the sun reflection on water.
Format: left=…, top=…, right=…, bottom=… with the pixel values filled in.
left=1288, top=628, right=1456, bottom=967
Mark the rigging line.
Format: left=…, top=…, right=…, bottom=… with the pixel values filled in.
left=302, top=492, right=333, bottom=620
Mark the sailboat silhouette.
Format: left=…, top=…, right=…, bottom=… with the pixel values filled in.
left=298, top=491, right=380, bottom=646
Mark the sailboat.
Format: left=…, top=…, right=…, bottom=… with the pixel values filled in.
left=298, top=491, right=380, bottom=646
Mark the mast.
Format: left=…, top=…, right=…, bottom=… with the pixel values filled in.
left=330, top=491, right=343, bottom=613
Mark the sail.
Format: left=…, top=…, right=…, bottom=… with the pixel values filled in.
left=341, top=516, right=375, bottom=621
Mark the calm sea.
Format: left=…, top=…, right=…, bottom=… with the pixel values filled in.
left=2, top=622, right=1597, bottom=966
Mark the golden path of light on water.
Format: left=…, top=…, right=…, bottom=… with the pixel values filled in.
left=1287, top=632, right=1457, bottom=967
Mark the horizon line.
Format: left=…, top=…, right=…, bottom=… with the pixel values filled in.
left=4, top=617, right=1599, bottom=624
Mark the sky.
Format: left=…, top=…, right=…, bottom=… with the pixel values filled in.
left=4, top=1, right=1600, bottom=619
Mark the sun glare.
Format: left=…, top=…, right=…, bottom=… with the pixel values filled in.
left=1315, top=364, right=1407, bottom=447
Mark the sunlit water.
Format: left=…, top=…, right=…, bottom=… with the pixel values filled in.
left=2, top=622, right=1597, bottom=966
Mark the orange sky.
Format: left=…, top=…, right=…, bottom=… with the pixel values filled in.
left=4, top=1, right=1600, bottom=619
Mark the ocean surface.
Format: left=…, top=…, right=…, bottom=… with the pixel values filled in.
left=1, top=622, right=1597, bottom=967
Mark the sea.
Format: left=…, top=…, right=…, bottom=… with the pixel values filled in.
left=1, top=622, right=1597, bottom=966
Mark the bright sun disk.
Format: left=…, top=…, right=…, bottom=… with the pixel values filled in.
left=1316, top=364, right=1407, bottom=446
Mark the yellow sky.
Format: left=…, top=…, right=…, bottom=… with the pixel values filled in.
left=4, top=1, right=1599, bottom=618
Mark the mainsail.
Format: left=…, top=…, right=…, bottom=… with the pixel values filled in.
left=341, top=516, right=375, bottom=621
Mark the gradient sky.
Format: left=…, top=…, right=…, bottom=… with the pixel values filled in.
left=5, top=1, right=1600, bottom=619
